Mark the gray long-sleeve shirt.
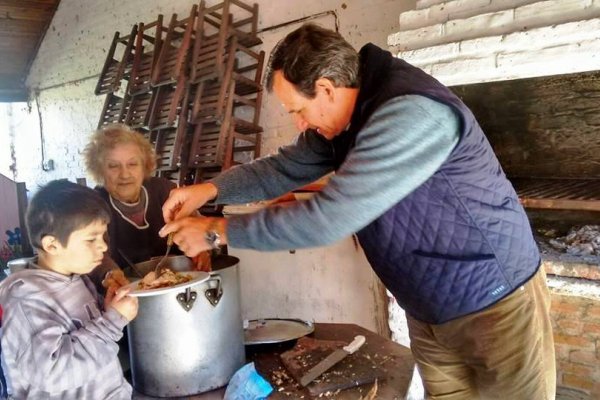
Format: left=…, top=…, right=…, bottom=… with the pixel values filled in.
left=0, top=267, right=131, bottom=399
left=212, top=95, right=460, bottom=250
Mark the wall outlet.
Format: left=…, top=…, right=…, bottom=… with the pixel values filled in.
left=42, top=159, right=54, bottom=171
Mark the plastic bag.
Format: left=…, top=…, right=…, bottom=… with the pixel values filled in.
left=223, top=362, right=273, bottom=400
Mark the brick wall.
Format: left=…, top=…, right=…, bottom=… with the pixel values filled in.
left=552, top=293, right=600, bottom=397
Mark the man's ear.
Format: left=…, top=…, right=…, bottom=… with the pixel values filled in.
left=40, top=235, right=61, bottom=255
left=315, top=78, right=336, bottom=101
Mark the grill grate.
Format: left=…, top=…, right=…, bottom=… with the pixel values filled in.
left=512, top=178, right=600, bottom=211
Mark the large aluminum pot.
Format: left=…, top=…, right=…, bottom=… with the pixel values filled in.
left=127, top=255, right=245, bottom=397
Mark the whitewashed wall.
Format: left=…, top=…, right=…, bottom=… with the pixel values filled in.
left=1, top=0, right=417, bottom=335
left=389, top=0, right=600, bottom=86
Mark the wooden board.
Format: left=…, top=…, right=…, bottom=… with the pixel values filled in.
left=280, top=337, right=385, bottom=397
left=250, top=323, right=414, bottom=399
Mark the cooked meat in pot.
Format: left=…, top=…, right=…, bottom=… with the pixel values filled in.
left=138, top=268, right=192, bottom=290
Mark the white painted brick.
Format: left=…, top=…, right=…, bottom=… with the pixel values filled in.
left=496, top=39, right=600, bottom=79
left=398, top=42, right=461, bottom=64
left=430, top=0, right=494, bottom=24
left=458, top=36, right=506, bottom=58
left=399, top=8, right=430, bottom=31
left=407, top=1, right=538, bottom=31
left=457, top=19, right=600, bottom=57
left=388, top=24, right=444, bottom=50
left=430, top=55, right=498, bottom=85
left=390, top=3, right=600, bottom=52
left=499, top=19, right=600, bottom=51
left=444, top=9, right=514, bottom=38
left=398, top=10, right=600, bottom=61
left=416, top=0, right=448, bottom=10
left=418, top=36, right=600, bottom=86
left=515, top=0, right=593, bottom=24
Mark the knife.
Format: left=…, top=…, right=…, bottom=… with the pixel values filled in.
left=299, top=335, right=366, bottom=387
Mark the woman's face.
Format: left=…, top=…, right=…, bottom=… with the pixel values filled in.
left=102, top=142, right=146, bottom=203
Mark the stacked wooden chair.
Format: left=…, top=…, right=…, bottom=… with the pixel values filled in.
left=95, top=25, right=138, bottom=96
left=95, top=0, right=264, bottom=186
left=187, top=0, right=264, bottom=182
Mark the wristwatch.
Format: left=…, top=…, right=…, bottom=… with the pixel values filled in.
left=205, top=220, right=222, bottom=249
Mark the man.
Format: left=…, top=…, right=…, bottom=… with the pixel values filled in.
left=160, top=24, right=555, bottom=399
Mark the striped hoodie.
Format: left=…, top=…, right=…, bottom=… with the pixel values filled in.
left=0, top=266, right=131, bottom=399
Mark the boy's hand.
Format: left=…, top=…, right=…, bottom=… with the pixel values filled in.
left=106, top=286, right=139, bottom=322
left=102, top=268, right=130, bottom=293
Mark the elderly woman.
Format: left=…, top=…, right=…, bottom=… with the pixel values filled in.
left=83, top=124, right=181, bottom=272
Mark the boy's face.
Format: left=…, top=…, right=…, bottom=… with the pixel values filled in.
left=50, top=220, right=108, bottom=276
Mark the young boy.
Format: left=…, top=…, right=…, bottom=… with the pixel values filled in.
left=0, top=179, right=138, bottom=399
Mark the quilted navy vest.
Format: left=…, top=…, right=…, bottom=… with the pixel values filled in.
left=333, top=44, right=540, bottom=324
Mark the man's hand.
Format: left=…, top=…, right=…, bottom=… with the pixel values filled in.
left=106, top=287, right=139, bottom=322
left=162, top=183, right=218, bottom=223
left=160, top=216, right=227, bottom=257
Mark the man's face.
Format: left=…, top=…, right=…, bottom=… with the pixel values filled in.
left=102, top=142, right=145, bottom=203
left=272, top=70, right=349, bottom=140
left=51, top=220, right=108, bottom=276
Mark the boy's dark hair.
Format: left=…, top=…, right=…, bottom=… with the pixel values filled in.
left=26, top=179, right=111, bottom=250
left=265, top=23, right=360, bottom=98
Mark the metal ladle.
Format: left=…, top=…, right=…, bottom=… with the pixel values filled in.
left=154, top=232, right=174, bottom=275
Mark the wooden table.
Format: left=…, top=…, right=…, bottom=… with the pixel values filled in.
left=134, top=323, right=414, bottom=399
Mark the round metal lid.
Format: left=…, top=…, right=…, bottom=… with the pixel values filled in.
left=244, top=318, right=314, bottom=345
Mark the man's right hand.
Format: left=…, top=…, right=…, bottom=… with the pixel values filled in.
left=162, top=183, right=218, bottom=223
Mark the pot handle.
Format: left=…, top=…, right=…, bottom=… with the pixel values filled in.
left=204, top=274, right=223, bottom=307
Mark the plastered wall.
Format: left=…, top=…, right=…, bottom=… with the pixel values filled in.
left=1, top=0, right=416, bottom=336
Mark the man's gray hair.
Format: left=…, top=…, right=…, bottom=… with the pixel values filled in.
left=265, top=23, right=360, bottom=98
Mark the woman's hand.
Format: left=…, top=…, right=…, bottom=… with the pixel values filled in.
left=106, top=286, right=139, bottom=322
left=162, top=183, right=218, bottom=223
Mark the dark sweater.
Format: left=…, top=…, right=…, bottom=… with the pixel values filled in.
left=97, top=177, right=180, bottom=268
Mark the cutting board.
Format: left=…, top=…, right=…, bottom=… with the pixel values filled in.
left=280, top=336, right=384, bottom=397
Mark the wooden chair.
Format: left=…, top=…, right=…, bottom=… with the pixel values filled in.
left=147, top=73, right=187, bottom=130
left=151, top=6, right=197, bottom=87
left=94, top=0, right=264, bottom=186
left=94, top=25, right=138, bottom=95
left=97, top=92, right=129, bottom=128
left=190, top=0, right=260, bottom=84
left=129, top=16, right=166, bottom=96
left=123, top=91, right=153, bottom=129
left=153, top=85, right=192, bottom=171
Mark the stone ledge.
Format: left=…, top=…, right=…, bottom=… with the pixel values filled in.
left=547, top=274, right=600, bottom=300
left=543, top=259, right=600, bottom=281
